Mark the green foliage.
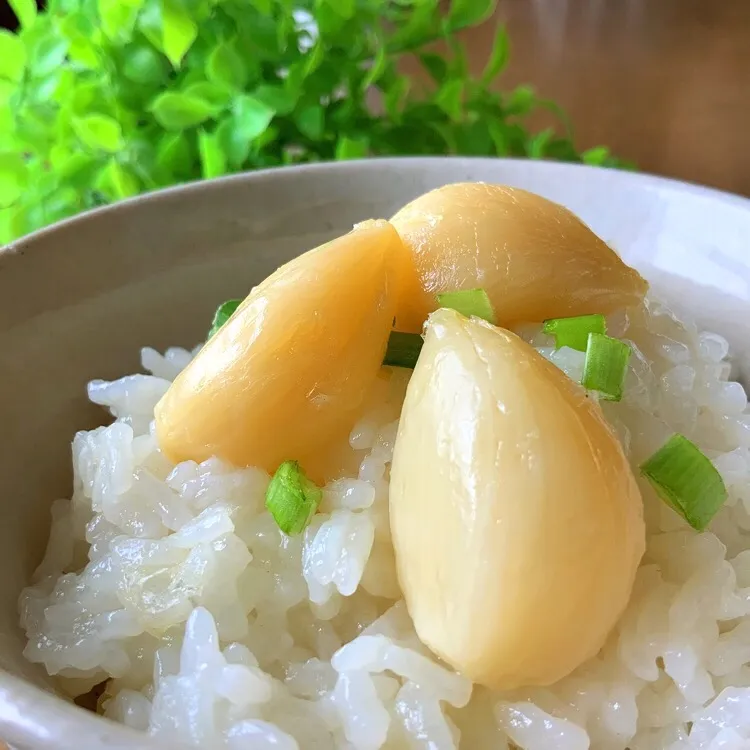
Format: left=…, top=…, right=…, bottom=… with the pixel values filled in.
left=0, top=0, right=625, bottom=244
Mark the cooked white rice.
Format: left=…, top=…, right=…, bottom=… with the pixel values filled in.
left=19, top=297, right=750, bottom=749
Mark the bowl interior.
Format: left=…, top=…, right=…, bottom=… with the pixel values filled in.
left=1, top=157, right=750, bottom=748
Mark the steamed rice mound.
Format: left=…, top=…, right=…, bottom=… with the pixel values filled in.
left=19, top=297, right=750, bottom=750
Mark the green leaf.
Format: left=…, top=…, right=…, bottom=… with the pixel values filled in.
left=455, top=120, right=493, bottom=155
left=234, top=95, right=276, bottom=140
left=538, top=96, right=573, bottom=135
left=0, top=153, right=27, bottom=208
left=12, top=111, right=51, bottom=151
left=15, top=199, right=46, bottom=237
left=48, top=68, right=76, bottom=103
left=419, top=53, right=447, bottom=84
left=388, top=0, right=439, bottom=53
left=124, top=44, right=168, bottom=85
left=0, top=0, right=618, bottom=244
left=125, top=138, right=158, bottom=188
left=161, top=0, right=198, bottom=68
left=428, top=121, right=457, bottom=153
left=253, top=85, right=298, bottom=116
left=583, top=145, right=611, bottom=166
left=198, top=130, right=227, bottom=179
left=295, top=105, right=324, bottom=140
left=544, top=136, right=581, bottom=162
left=304, top=41, right=325, bottom=77
left=284, top=62, right=306, bottom=97
left=255, top=125, right=279, bottom=150
left=57, top=11, right=96, bottom=43
left=26, top=29, right=69, bottom=78
left=56, top=152, right=102, bottom=188
left=150, top=92, right=216, bottom=129
left=447, top=0, right=496, bottom=30
left=216, top=118, right=250, bottom=168
left=527, top=127, right=553, bottom=159
left=506, top=85, right=537, bottom=116
left=488, top=121, right=509, bottom=155
left=0, top=209, right=17, bottom=246
left=434, top=79, right=463, bottom=121
left=362, top=46, right=387, bottom=91
left=50, top=189, right=83, bottom=223
left=183, top=81, right=234, bottom=112
left=0, top=32, right=26, bottom=83
left=206, top=40, right=248, bottom=89
left=335, top=136, right=368, bottom=160
left=49, top=144, right=69, bottom=169
left=24, top=68, right=71, bottom=105
left=0, top=80, right=15, bottom=107
left=58, top=13, right=100, bottom=67
left=239, top=12, right=280, bottom=58
left=314, top=2, right=346, bottom=35
left=72, top=114, right=125, bottom=153
left=276, top=13, right=294, bottom=51
left=138, top=0, right=163, bottom=50
left=482, top=25, right=509, bottom=83
left=96, top=159, right=140, bottom=201
left=69, top=80, right=112, bottom=117
left=218, top=110, right=278, bottom=169
left=509, top=123, right=535, bottom=155
left=445, top=36, right=469, bottom=78
left=384, top=76, right=410, bottom=121
left=98, top=0, right=142, bottom=41
left=323, top=0, right=355, bottom=20
left=68, top=39, right=99, bottom=67
left=9, top=0, right=37, bottom=28
left=156, top=131, right=193, bottom=178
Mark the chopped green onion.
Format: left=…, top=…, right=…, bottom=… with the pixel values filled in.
left=265, top=460, right=322, bottom=535
left=542, top=314, right=607, bottom=352
left=581, top=333, right=631, bottom=401
left=384, top=331, right=423, bottom=369
left=208, top=299, right=241, bottom=339
left=436, top=288, right=495, bottom=324
left=640, top=434, right=728, bottom=531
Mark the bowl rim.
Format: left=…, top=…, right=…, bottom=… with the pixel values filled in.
left=3, top=157, right=750, bottom=259
left=3, top=156, right=750, bottom=749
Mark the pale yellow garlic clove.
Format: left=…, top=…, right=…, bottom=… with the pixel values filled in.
left=389, top=309, right=645, bottom=690
left=155, top=220, right=408, bottom=481
left=390, top=182, right=648, bottom=331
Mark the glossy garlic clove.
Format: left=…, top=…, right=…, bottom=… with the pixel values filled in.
left=389, top=308, right=645, bottom=691
left=390, top=182, right=648, bottom=331
left=155, top=220, right=407, bottom=480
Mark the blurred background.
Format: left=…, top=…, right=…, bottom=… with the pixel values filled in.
left=466, top=0, right=750, bottom=195
left=0, top=0, right=748, bottom=244
left=4, top=0, right=746, bottom=193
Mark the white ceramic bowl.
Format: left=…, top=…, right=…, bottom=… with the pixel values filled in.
left=1, top=158, right=749, bottom=749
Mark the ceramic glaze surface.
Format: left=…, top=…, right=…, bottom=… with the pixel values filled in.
left=0, top=158, right=748, bottom=749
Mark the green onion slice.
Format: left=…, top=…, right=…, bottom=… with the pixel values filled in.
left=640, top=434, right=728, bottom=531
left=543, top=314, right=607, bottom=352
left=208, top=299, right=241, bottom=339
left=384, top=331, right=423, bottom=369
left=265, top=460, right=322, bottom=535
left=436, top=288, right=495, bottom=324
left=581, top=332, right=631, bottom=401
